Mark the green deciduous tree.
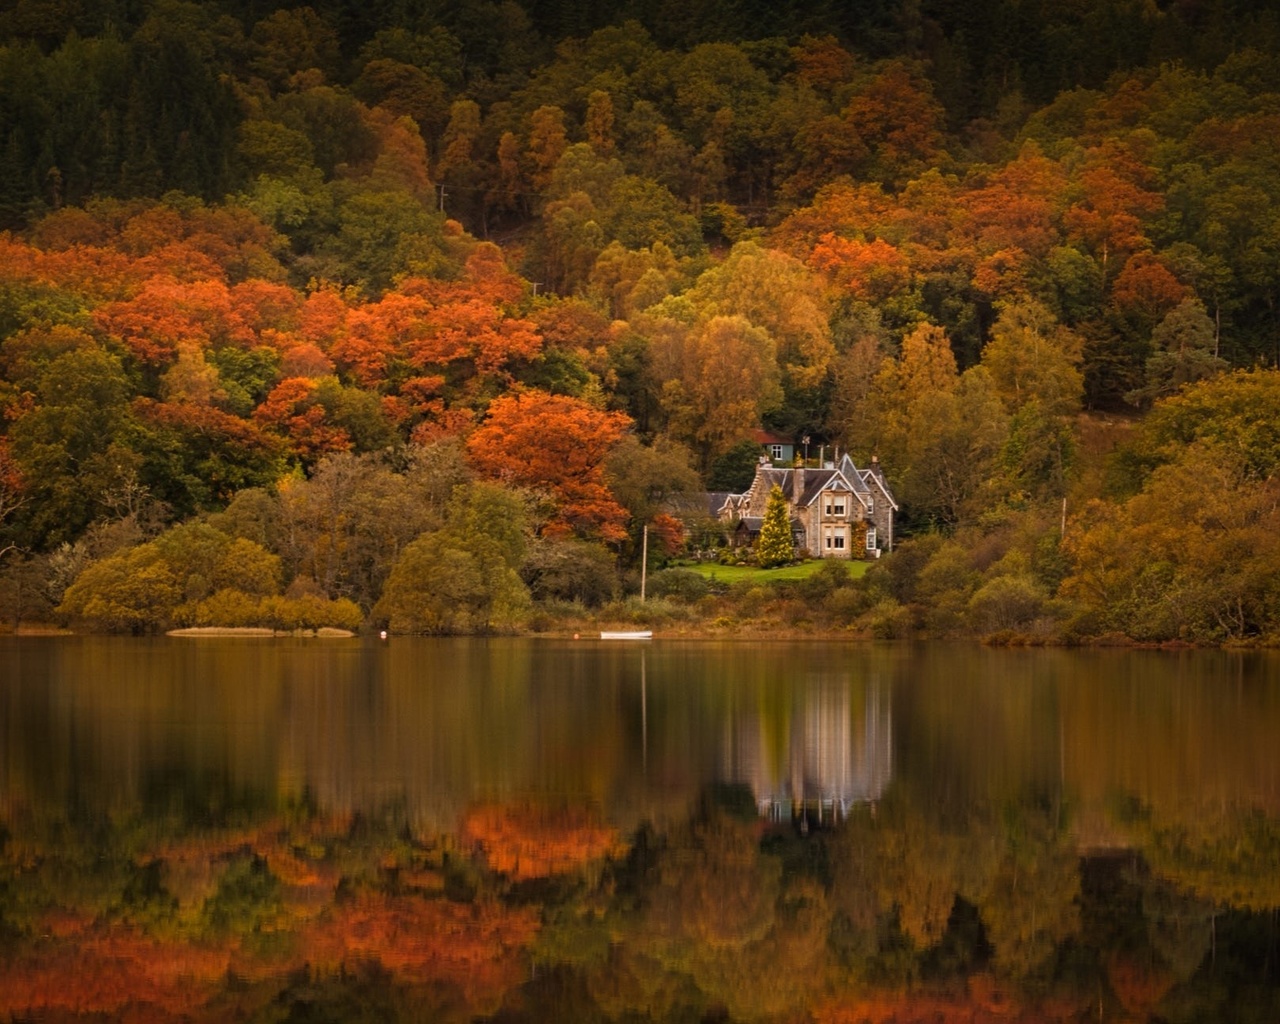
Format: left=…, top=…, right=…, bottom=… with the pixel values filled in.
left=682, top=241, right=835, bottom=431
left=57, top=543, right=180, bottom=633
left=981, top=298, right=1084, bottom=418
left=373, top=482, right=530, bottom=634
left=7, top=345, right=138, bottom=548
left=274, top=445, right=467, bottom=610
left=54, top=517, right=289, bottom=632
left=1063, top=435, right=1280, bottom=642
left=651, top=313, right=783, bottom=472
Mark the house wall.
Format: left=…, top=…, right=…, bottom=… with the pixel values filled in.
left=863, top=485, right=894, bottom=550
left=800, top=489, right=862, bottom=559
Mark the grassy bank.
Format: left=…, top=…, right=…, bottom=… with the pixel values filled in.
left=684, top=560, right=872, bottom=585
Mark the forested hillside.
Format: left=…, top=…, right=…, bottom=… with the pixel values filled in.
left=3, top=0, right=1280, bottom=642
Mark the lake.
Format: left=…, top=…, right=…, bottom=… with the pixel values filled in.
left=1, top=636, right=1278, bottom=1021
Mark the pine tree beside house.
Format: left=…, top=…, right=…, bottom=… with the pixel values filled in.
left=756, top=485, right=794, bottom=568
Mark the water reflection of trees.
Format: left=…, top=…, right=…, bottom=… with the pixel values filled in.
left=2, top=793, right=1278, bottom=1022
left=4, top=640, right=1280, bottom=1019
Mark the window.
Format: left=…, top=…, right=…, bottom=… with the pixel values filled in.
left=865, top=527, right=877, bottom=551
left=833, top=532, right=845, bottom=550
left=770, top=444, right=784, bottom=461
left=823, top=495, right=846, bottom=517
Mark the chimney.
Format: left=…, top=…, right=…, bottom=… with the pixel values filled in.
left=792, top=462, right=805, bottom=504
left=870, top=454, right=884, bottom=481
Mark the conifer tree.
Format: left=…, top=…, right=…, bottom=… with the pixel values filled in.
left=756, top=484, right=793, bottom=568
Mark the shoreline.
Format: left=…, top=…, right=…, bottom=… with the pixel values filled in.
left=0, top=623, right=1266, bottom=649
left=166, top=627, right=358, bottom=638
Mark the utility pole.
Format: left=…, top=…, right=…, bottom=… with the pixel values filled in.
left=640, top=523, right=649, bottom=602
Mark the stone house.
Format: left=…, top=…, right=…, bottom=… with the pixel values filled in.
left=713, top=454, right=897, bottom=558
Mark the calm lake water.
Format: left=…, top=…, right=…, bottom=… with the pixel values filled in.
left=1, top=636, right=1278, bottom=1021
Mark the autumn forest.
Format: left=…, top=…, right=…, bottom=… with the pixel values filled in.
left=3, top=0, right=1280, bottom=641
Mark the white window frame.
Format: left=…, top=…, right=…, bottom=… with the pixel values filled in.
left=770, top=444, right=784, bottom=461
left=865, top=527, right=877, bottom=551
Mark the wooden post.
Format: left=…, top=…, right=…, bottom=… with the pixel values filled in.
left=640, top=523, right=648, bottom=601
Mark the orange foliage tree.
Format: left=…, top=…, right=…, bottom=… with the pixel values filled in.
left=408, top=298, right=542, bottom=378
left=253, top=377, right=352, bottom=461
left=466, top=391, right=631, bottom=541
left=461, top=803, right=627, bottom=880
left=1064, top=143, right=1164, bottom=281
left=94, top=275, right=256, bottom=366
left=0, top=925, right=231, bottom=1018
left=1110, top=252, right=1187, bottom=326
left=958, top=143, right=1069, bottom=259
left=301, top=892, right=539, bottom=1016
left=333, top=290, right=431, bottom=387
left=809, top=233, right=912, bottom=303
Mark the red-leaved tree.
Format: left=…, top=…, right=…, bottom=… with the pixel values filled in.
left=466, top=391, right=631, bottom=541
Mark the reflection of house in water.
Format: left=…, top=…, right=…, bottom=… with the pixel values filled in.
left=721, top=677, right=892, bottom=824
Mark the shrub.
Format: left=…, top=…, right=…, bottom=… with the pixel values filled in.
left=801, top=558, right=856, bottom=600
left=520, top=538, right=618, bottom=607
left=374, top=530, right=528, bottom=634
left=647, top=568, right=711, bottom=603
left=730, top=583, right=770, bottom=618
left=260, top=594, right=362, bottom=631
left=967, top=574, right=1046, bottom=632
left=824, top=587, right=871, bottom=622
left=599, top=597, right=692, bottom=625
left=866, top=598, right=913, bottom=639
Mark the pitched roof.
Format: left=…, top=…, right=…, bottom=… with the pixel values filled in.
left=839, top=454, right=873, bottom=494
left=707, top=491, right=734, bottom=516
left=757, top=466, right=860, bottom=508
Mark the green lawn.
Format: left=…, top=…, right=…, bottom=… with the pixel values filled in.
left=684, top=559, right=871, bottom=584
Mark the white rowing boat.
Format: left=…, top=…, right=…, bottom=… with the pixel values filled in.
left=600, top=630, right=653, bottom=640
